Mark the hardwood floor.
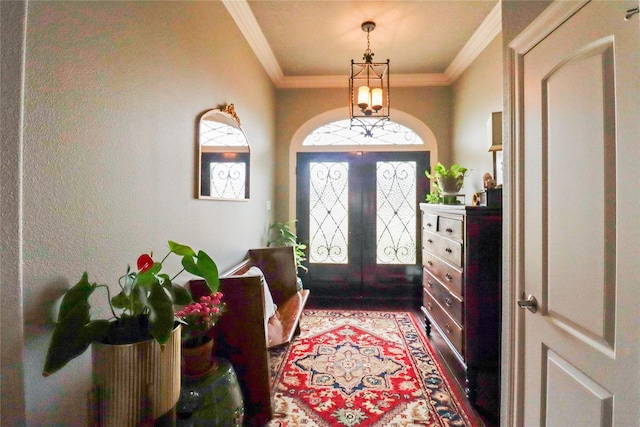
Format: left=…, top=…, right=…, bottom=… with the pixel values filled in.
left=305, top=296, right=499, bottom=427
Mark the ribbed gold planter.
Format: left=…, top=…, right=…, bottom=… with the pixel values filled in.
left=90, top=325, right=181, bottom=427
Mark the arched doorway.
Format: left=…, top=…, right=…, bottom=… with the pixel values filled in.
left=291, top=111, right=437, bottom=307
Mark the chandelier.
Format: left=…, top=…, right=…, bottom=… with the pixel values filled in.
left=349, top=21, right=390, bottom=137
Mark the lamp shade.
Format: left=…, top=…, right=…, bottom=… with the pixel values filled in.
left=357, top=86, right=370, bottom=109
left=371, top=88, right=383, bottom=111
left=487, top=111, right=502, bottom=152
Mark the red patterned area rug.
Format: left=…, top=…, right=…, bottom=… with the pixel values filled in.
left=268, top=310, right=481, bottom=426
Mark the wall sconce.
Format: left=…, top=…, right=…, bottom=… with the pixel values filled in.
left=349, top=21, right=390, bottom=137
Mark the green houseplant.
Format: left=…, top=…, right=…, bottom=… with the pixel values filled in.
left=267, top=220, right=307, bottom=289
left=425, top=162, right=468, bottom=204
left=42, top=240, right=219, bottom=377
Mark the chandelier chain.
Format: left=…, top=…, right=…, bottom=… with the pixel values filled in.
left=363, top=27, right=374, bottom=62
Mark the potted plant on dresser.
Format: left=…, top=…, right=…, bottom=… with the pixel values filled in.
left=42, top=241, right=219, bottom=427
left=425, top=162, right=468, bottom=205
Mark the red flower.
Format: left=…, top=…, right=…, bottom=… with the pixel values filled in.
left=137, top=254, right=153, bottom=273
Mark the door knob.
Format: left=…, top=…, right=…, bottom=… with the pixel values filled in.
left=517, top=295, right=538, bottom=313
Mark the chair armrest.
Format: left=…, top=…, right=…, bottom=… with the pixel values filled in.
left=267, top=289, right=310, bottom=348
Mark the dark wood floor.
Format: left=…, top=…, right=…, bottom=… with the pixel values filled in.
left=306, top=296, right=499, bottom=427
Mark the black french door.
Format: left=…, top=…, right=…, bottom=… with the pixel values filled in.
left=296, top=151, right=429, bottom=304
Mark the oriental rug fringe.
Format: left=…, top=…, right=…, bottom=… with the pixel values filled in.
left=268, top=310, right=480, bottom=427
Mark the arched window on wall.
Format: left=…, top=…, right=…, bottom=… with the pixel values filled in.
left=292, top=115, right=435, bottom=303
left=302, top=118, right=424, bottom=146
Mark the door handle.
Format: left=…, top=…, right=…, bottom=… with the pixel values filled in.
left=517, top=295, right=538, bottom=313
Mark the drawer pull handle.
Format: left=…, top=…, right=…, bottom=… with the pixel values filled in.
left=427, top=239, right=433, bottom=244
left=445, top=273, right=452, bottom=282
left=427, top=302, right=433, bottom=311
left=426, top=222, right=433, bottom=228
left=445, top=298, right=452, bottom=307
left=427, top=260, right=433, bottom=266
left=445, top=247, right=453, bottom=254
left=445, top=324, right=452, bottom=334
left=446, top=227, right=453, bottom=234
left=426, top=280, right=434, bottom=288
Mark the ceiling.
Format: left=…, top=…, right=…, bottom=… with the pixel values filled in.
left=222, top=0, right=501, bottom=88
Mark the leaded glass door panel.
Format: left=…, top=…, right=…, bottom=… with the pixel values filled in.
left=297, top=152, right=428, bottom=304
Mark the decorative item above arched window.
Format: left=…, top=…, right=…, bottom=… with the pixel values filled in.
left=302, top=118, right=423, bottom=146
left=198, top=104, right=250, bottom=200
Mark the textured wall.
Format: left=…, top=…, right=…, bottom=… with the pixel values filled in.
left=451, top=33, right=503, bottom=200
left=12, top=2, right=276, bottom=425
left=1, top=1, right=28, bottom=425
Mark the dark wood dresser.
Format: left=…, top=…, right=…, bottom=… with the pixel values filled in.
left=419, top=203, right=502, bottom=411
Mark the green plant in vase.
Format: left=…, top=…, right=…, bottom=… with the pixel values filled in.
left=42, top=240, right=219, bottom=377
left=425, top=162, right=468, bottom=204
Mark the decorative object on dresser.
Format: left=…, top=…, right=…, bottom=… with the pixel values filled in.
left=473, top=172, right=502, bottom=208
left=420, top=203, right=502, bottom=418
left=425, top=162, right=468, bottom=205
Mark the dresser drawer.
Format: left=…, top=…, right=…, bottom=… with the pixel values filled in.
left=423, top=289, right=463, bottom=356
left=422, top=212, right=438, bottom=233
left=422, top=251, right=463, bottom=297
left=438, top=216, right=463, bottom=241
left=423, top=270, right=462, bottom=326
left=423, top=230, right=463, bottom=268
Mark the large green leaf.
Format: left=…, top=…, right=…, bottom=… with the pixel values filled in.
left=157, top=273, right=174, bottom=300
left=172, top=284, right=192, bottom=306
left=168, top=241, right=196, bottom=257
left=147, top=283, right=174, bottom=345
left=43, top=302, right=92, bottom=376
left=157, top=273, right=192, bottom=308
left=111, top=289, right=130, bottom=309
left=57, top=273, right=94, bottom=321
left=182, top=252, right=219, bottom=294
left=196, top=250, right=219, bottom=293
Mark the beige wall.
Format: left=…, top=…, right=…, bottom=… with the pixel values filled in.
left=451, top=33, right=503, bottom=200
left=1, top=1, right=28, bottom=424
left=274, top=85, right=452, bottom=220
left=4, top=2, right=276, bottom=425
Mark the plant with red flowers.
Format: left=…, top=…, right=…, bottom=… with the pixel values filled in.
left=176, top=292, right=227, bottom=348
left=42, top=241, right=219, bottom=377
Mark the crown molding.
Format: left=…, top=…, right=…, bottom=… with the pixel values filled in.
left=224, top=0, right=502, bottom=89
left=222, top=0, right=284, bottom=83
left=445, top=1, right=502, bottom=82
left=277, top=73, right=451, bottom=89
left=509, top=0, right=587, bottom=53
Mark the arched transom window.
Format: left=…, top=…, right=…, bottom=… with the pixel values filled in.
left=302, top=119, right=424, bottom=146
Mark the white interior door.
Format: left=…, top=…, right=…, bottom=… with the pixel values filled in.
left=518, top=1, right=640, bottom=425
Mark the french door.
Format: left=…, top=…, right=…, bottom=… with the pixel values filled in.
left=296, top=151, right=429, bottom=304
